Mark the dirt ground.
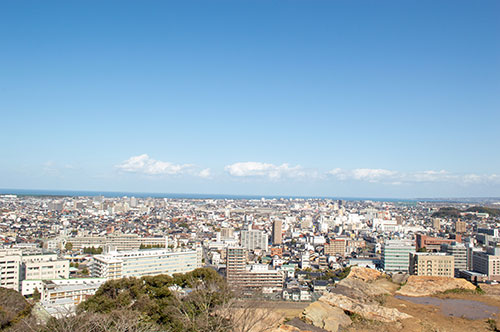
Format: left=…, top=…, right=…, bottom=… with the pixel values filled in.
left=347, top=288, right=500, bottom=332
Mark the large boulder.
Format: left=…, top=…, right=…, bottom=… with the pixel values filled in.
left=391, top=272, right=409, bottom=285
left=319, top=293, right=412, bottom=323
left=396, top=276, right=476, bottom=297
left=346, top=266, right=383, bottom=282
left=303, top=301, right=351, bottom=332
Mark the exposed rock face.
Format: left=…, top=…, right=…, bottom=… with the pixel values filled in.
left=391, top=272, right=409, bottom=285
left=346, top=266, right=383, bottom=282
left=396, top=276, right=476, bottom=297
left=274, top=317, right=330, bottom=332
left=319, top=293, right=412, bottom=323
left=333, top=277, right=390, bottom=300
left=303, top=300, right=352, bottom=332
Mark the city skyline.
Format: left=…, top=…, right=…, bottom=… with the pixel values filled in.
left=1, top=0, right=499, bottom=198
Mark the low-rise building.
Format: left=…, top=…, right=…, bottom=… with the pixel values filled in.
left=92, top=247, right=202, bottom=280
left=409, top=252, right=454, bottom=277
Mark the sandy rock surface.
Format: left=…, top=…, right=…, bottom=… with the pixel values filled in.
left=396, top=276, right=476, bottom=297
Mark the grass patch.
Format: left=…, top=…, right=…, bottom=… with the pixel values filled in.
left=487, top=318, right=498, bottom=331
left=441, top=286, right=485, bottom=295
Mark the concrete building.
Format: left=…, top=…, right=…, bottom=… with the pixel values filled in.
left=472, top=246, right=500, bottom=280
left=300, top=251, right=310, bottom=269
left=272, top=220, right=282, bottom=245
left=455, top=220, right=466, bottom=234
left=440, top=242, right=467, bottom=276
left=225, top=247, right=283, bottom=292
left=416, top=234, right=461, bottom=251
left=92, top=247, right=202, bottom=280
left=382, top=240, right=415, bottom=273
left=65, top=234, right=167, bottom=251
left=240, top=230, right=268, bottom=251
left=220, top=228, right=234, bottom=240
left=21, top=253, right=69, bottom=281
left=22, top=278, right=106, bottom=297
left=226, top=247, right=247, bottom=284
left=432, top=218, right=441, bottom=231
left=40, top=278, right=106, bottom=309
left=0, top=249, right=21, bottom=291
left=409, top=252, right=454, bottom=277
left=324, top=238, right=347, bottom=257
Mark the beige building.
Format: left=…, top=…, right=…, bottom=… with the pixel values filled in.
left=432, top=218, right=441, bottom=231
left=455, top=220, right=467, bottom=233
left=409, top=253, right=454, bottom=277
left=64, top=234, right=167, bottom=251
left=324, top=239, right=346, bottom=257
left=272, top=220, right=282, bottom=245
left=22, top=253, right=69, bottom=281
left=226, top=247, right=283, bottom=292
left=0, top=249, right=21, bottom=290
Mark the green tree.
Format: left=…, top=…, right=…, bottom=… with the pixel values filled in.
left=32, top=288, right=41, bottom=301
left=65, top=242, right=73, bottom=251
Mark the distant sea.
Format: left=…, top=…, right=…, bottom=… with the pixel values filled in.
left=0, top=188, right=417, bottom=203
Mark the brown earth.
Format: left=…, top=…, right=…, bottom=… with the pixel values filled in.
left=346, top=266, right=383, bottom=282
left=396, top=275, right=476, bottom=296
left=262, top=279, right=500, bottom=332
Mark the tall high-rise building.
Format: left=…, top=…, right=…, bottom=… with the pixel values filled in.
left=441, top=242, right=467, bottom=276
left=455, top=220, right=466, bottom=233
left=272, top=220, right=282, bottom=245
left=432, top=218, right=441, bottom=231
left=226, top=247, right=246, bottom=283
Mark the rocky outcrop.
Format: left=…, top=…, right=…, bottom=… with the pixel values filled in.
left=396, top=276, right=476, bottom=297
left=333, top=277, right=390, bottom=300
left=391, top=272, right=409, bottom=285
left=346, top=266, right=383, bottom=282
left=303, top=301, right=351, bottom=332
left=319, top=293, right=412, bottom=323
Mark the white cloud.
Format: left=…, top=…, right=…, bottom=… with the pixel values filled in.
left=327, top=167, right=500, bottom=185
left=198, top=168, right=212, bottom=179
left=224, top=162, right=307, bottom=179
left=116, top=154, right=193, bottom=175
left=351, top=168, right=397, bottom=182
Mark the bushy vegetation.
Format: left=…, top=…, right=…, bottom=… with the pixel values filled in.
left=431, top=207, right=461, bottom=218
left=79, top=268, right=231, bottom=332
left=139, top=244, right=165, bottom=249
left=83, top=247, right=103, bottom=254
left=432, top=206, right=500, bottom=218
left=2, top=268, right=275, bottom=332
left=0, top=288, right=32, bottom=330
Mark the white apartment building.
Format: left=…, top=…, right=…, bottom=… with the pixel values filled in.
left=22, top=278, right=106, bottom=296
left=22, top=253, right=69, bottom=281
left=92, top=247, right=203, bottom=280
left=0, top=249, right=22, bottom=290
left=240, top=230, right=268, bottom=251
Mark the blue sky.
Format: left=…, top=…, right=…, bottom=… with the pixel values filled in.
left=0, top=0, right=499, bottom=198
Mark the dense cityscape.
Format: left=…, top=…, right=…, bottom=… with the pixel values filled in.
left=2, top=0, right=499, bottom=331
left=1, top=193, right=500, bottom=329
